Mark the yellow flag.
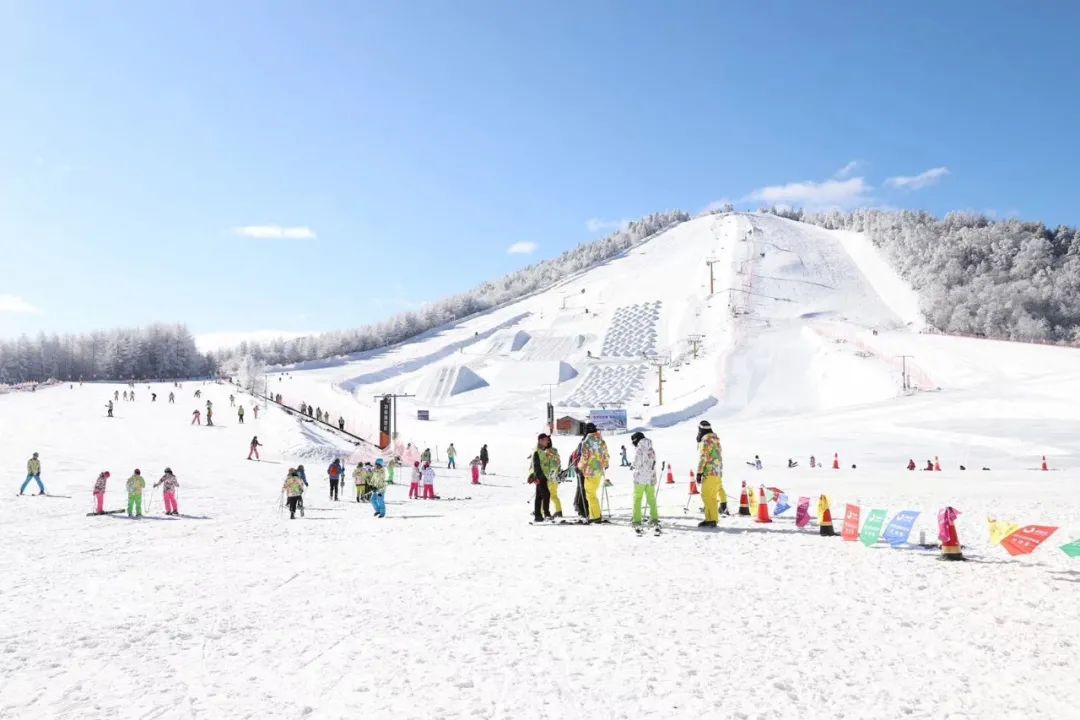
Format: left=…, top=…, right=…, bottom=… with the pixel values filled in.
left=987, top=517, right=1020, bottom=545
left=818, top=495, right=829, bottom=524
left=749, top=486, right=759, bottom=514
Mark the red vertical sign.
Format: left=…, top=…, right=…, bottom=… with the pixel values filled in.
left=842, top=504, right=861, bottom=541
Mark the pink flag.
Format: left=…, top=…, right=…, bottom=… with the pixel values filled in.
left=841, top=504, right=861, bottom=541
left=937, top=506, right=960, bottom=544
left=795, top=496, right=811, bottom=528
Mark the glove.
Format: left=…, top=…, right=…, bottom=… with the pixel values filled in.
left=696, top=473, right=703, bottom=483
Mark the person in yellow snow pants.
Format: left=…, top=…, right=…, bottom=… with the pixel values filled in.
left=701, top=474, right=726, bottom=523
left=584, top=474, right=603, bottom=521
left=548, top=479, right=563, bottom=516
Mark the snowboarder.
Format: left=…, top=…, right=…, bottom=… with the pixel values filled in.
left=354, top=463, right=371, bottom=502
left=191, top=409, right=201, bottom=425
left=469, top=456, right=481, bottom=485
left=168, top=392, right=175, bottom=404
left=809, top=455, right=817, bottom=469
left=447, top=443, right=457, bottom=469
left=907, top=459, right=917, bottom=471
left=480, top=444, right=490, bottom=475
left=530, top=433, right=561, bottom=522
left=92, top=471, right=111, bottom=514
left=696, top=420, right=727, bottom=527
left=577, top=423, right=609, bottom=523
left=327, top=458, right=343, bottom=501
left=248, top=436, right=262, bottom=460
left=154, top=468, right=180, bottom=516
left=409, top=462, right=422, bottom=499
left=106, top=400, right=114, bottom=417
left=620, top=445, right=630, bottom=467
left=126, top=469, right=145, bottom=518
left=283, top=469, right=304, bottom=519
left=369, top=459, right=387, bottom=518
left=194, top=389, right=201, bottom=399
left=630, top=431, right=659, bottom=527
left=20, top=452, right=44, bottom=495
left=237, top=405, right=245, bottom=424
left=787, top=458, right=799, bottom=468
left=421, top=461, right=436, bottom=499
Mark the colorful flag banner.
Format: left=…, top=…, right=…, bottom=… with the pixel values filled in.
left=796, top=496, right=811, bottom=528
left=748, top=486, right=759, bottom=515
left=859, top=509, right=888, bottom=547
left=882, top=510, right=919, bottom=546
left=1061, top=539, right=1080, bottom=558
left=766, top=486, right=785, bottom=502
left=937, top=507, right=960, bottom=544
left=842, top=504, right=861, bottom=541
left=774, top=493, right=791, bottom=515
left=1000, top=525, right=1058, bottom=556
left=987, top=517, right=1020, bottom=546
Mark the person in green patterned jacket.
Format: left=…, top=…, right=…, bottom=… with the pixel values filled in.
left=696, top=420, right=728, bottom=527
left=530, top=434, right=562, bottom=522
left=126, top=469, right=146, bottom=518
left=576, top=423, right=609, bottom=523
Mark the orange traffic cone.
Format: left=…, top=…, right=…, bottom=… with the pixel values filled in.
left=755, top=486, right=771, bottom=523
left=738, top=481, right=751, bottom=516
left=689, top=471, right=699, bottom=495
left=818, top=495, right=836, bottom=536
left=666, top=465, right=675, bottom=484
left=832, top=452, right=840, bottom=470
left=933, top=455, right=941, bottom=472
left=938, top=506, right=964, bottom=561
left=1041, top=456, right=1049, bottom=471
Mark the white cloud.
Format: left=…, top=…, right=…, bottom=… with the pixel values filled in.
left=585, top=217, right=630, bottom=233
left=833, top=160, right=861, bottom=179
left=232, top=225, right=317, bottom=240
left=195, top=330, right=311, bottom=352
left=507, top=241, right=538, bottom=255
left=885, top=166, right=950, bottom=191
left=745, top=176, right=871, bottom=210
left=0, top=295, right=40, bottom=314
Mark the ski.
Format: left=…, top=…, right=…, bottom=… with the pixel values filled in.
left=87, top=509, right=126, bottom=516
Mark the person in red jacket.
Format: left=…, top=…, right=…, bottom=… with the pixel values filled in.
left=248, top=436, right=262, bottom=460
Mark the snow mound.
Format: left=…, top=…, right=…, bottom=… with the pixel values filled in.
left=509, top=330, right=531, bottom=352
left=449, top=366, right=488, bottom=396
left=561, top=364, right=647, bottom=407
left=600, top=302, right=661, bottom=357
left=517, top=333, right=587, bottom=361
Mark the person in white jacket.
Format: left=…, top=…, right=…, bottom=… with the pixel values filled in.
left=630, top=431, right=659, bottom=526
left=421, top=462, right=437, bottom=500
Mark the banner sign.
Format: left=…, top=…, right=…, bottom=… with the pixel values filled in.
left=588, top=409, right=627, bottom=432
left=378, top=396, right=392, bottom=449
left=417, top=410, right=430, bottom=421
left=795, top=497, right=811, bottom=528
left=841, top=504, right=861, bottom=541
left=987, top=518, right=1020, bottom=546
left=1000, top=525, right=1058, bottom=556
left=859, top=509, right=888, bottom=547
left=774, top=493, right=791, bottom=516
left=1061, top=539, right=1080, bottom=558
left=547, top=402, right=554, bottom=432
left=882, top=511, right=920, bottom=546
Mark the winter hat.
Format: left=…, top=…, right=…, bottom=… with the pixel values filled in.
left=537, top=433, right=549, bottom=441
left=584, top=422, right=597, bottom=434
left=414, top=461, right=421, bottom=467
left=134, top=469, right=141, bottom=475
left=630, top=431, right=645, bottom=446
left=32, top=452, right=38, bottom=458
left=164, top=467, right=172, bottom=474
left=698, top=420, right=712, bottom=432
left=375, top=459, right=384, bottom=467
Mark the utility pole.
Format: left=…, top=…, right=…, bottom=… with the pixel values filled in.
left=687, top=334, right=704, bottom=359
left=705, top=258, right=723, bottom=295
left=372, top=393, right=415, bottom=438
left=895, top=355, right=913, bottom=392
left=644, top=354, right=669, bottom=406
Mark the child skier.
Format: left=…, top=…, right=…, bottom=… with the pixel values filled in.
left=126, top=469, right=145, bottom=518
left=469, top=456, right=481, bottom=485
left=92, top=471, right=111, bottom=514
left=409, top=461, right=422, bottom=499
left=154, top=468, right=180, bottom=516
left=20, top=452, right=44, bottom=495
left=283, top=469, right=304, bottom=519
left=421, top=461, right=436, bottom=499
left=369, top=459, right=387, bottom=518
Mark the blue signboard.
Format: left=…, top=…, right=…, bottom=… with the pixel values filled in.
left=588, top=409, right=627, bottom=431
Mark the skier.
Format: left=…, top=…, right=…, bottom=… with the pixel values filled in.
left=327, top=458, right=343, bottom=501
left=421, top=448, right=432, bottom=464
left=296, top=464, right=308, bottom=489
left=409, top=461, right=422, bottom=499
left=576, top=423, right=609, bottom=524
left=154, top=468, right=180, bottom=516
left=787, top=458, right=799, bottom=468
left=191, top=409, right=201, bottom=425
left=253, top=405, right=259, bottom=420
left=114, top=390, right=120, bottom=401
left=106, top=400, right=114, bottom=417
left=480, top=444, right=490, bottom=475
left=746, top=455, right=762, bottom=470
left=229, top=394, right=235, bottom=407
left=354, top=463, right=371, bottom=502
left=130, top=391, right=136, bottom=401
left=123, top=390, right=129, bottom=401
left=238, top=405, right=245, bottom=424
left=630, top=431, right=659, bottom=527
left=421, top=461, right=436, bottom=499
left=620, top=445, right=630, bottom=467
left=194, top=389, right=201, bottom=399
left=696, top=420, right=727, bottom=527
left=92, top=471, right=111, bottom=514
left=206, top=405, right=214, bottom=426
left=447, top=443, right=457, bottom=469
left=168, top=391, right=175, bottom=404
left=282, top=469, right=304, bottom=519
left=126, top=469, right=145, bottom=518
left=469, top=456, right=481, bottom=484
left=20, top=452, right=45, bottom=495
left=369, top=459, right=387, bottom=518
left=248, top=436, right=262, bottom=460
left=337, top=416, right=344, bottom=431
left=530, top=433, right=561, bottom=522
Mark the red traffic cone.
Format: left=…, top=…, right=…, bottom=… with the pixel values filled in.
left=832, top=452, right=840, bottom=470
left=689, top=471, right=699, bottom=495
left=666, top=465, right=675, bottom=484
left=755, top=486, right=772, bottom=523
left=938, top=506, right=964, bottom=561
left=738, top=481, right=751, bottom=516
left=933, top=455, right=941, bottom=472
left=1041, top=456, right=1049, bottom=471
left=818, top=495, right=836, bottom=536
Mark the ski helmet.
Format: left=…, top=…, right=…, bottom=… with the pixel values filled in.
left=630, top=431, right=645, bottom=446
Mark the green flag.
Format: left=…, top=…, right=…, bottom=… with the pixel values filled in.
left=1061, top=539, right=1080, bottom=558
left=860, top=509, right=888, bottom=547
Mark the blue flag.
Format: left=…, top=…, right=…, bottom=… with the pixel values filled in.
left=774, top=493, right=791, bottom=515
left=882, top=510, right=920, bottom=546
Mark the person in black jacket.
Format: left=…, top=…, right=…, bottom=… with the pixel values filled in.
left=480, top=444, right=489, bottom=475
left=530, top=434, right=560, bottom=522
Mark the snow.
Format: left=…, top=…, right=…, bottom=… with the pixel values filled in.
left=3, top=213, right=1080, bottom=719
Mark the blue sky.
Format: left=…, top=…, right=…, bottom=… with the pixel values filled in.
left=1, top=1, right=1077, bottom=343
